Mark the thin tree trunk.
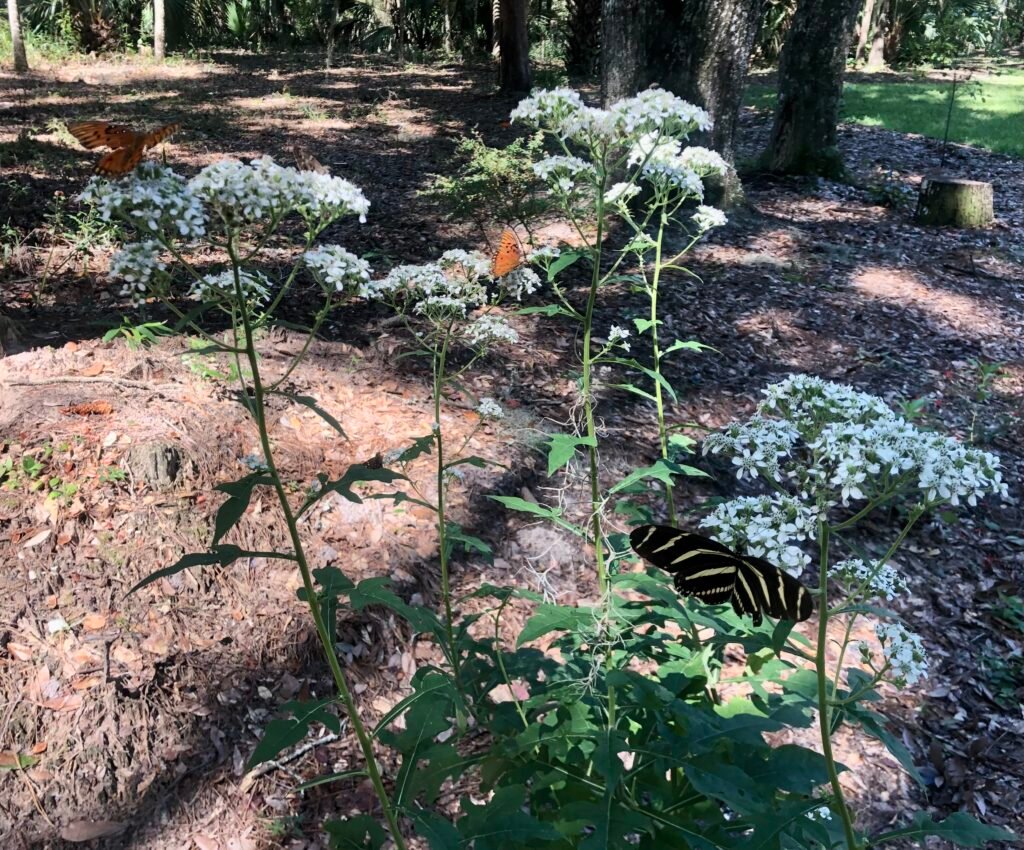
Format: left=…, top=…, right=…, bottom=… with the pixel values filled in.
left=498, top=0, right=531, bottom=92
left=154, top=0, right=166, bottom=60
left=8, top=0, right=29, bottom=73
left=602, top=0, right=761, bottom=205
left=763, top=0, right=862, bottom=177
left=855, top=0, right=877, bottom=62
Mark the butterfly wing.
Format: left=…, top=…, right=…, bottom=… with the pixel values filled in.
left=733, top=555, right=813, bottom=625
left=141, top=122, right=181, bottom=150
left=95, top=143, right=145, bottom=176
left=68, top=121, right=138, bottom=150
left=491, top=228, right=525, bottom=278
left=630, top=525, right=737, bottom=605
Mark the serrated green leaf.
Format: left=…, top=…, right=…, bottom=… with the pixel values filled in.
left=410, top=809, right=461, bottom=850
left=663, top=339, right=714, bottom=356
left=324, top=815, right=388, bottom=849
left=547, top=250, right=585, bottom=280
left=274, top=391, right=348, bottom=439
left=212, top=473, right=274, bottom=545
left=128, top=544, right=290, bottom=594
left=846, top=702, right=924, bottom=786
left=518, top=604, right=597, bottom=646
left=872, top=812, right=1017, bottom=847
left=545, top=433, right=597, bottom=476
left=247, top=699, right=339, bottom=770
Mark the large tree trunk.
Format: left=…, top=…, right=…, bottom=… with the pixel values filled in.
left=565, top=0, right=602, bottom=76
left=8, top=0, right=29, bottom=72
left=763, top=0, right=862, bottom=177
left=154, top=0, right=166, bottom=59
left=601, top=0, right=761, bottom=205
left=497, top=0, right=531, bottom=92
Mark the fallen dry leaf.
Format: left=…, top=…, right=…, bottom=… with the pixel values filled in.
left=82, top=613, right=107, bottom=631
left=22, top=529, right=52, bottom=549
left=6, top=642, right=34, bottom=661
left=41, top=693, right=83, bottom=712
left=79, top=362, right=106, bottom=377
left=61, top=400, right=113, bottom=416
left=60, top=820, right=126, bottom=842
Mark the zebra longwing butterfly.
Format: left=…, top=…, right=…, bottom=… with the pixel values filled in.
left=629, top=525, right=814, bottom=626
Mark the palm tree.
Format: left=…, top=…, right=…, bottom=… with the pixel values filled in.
left=7, top=0, right=29, bottom=73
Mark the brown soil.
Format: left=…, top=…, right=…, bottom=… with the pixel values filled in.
left=1, top=52, right=1022, bottom=850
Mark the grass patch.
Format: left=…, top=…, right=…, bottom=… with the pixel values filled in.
left=746, top=68, right=1024, bottom=158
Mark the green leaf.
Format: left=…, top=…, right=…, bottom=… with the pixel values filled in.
left=348, top=577, right=444, bottom=636
left=518, top=304, right=575, bottom=318
left=324, top=815, right=388, bottom=850
left=632, top=317, right=656, bottom=334
left=609, top=382, right=658, bottom=403
left=846, top=702, right=924, bottom=786
left=247, top=699, right=340, bottom=770
left=296, top=769, right=367, bottom=791
left=213, top=473, right=274, bottom=545
left=603, top=357, right=679, bottom=403
left=102, top=327, right=121, bottom=342
left=458, top=784, right=562, bottom=850
left=662, top=339, right=715, bottom=356
left=547, top=250, right=584, bottom=280
left=872, top=812, right=1017, bottom=847
left=310, top=463, right=408, bottom=510
left=546, top=433, right=597, bottom=475
left=489, top=495, right=562, bottom=521
left=0, top=752, right=39, bottom=771
left=518, top=603, right=597, bottom=646
left=410, top=809, right=461, bottom=850
left=128, top=545, right=292, bottom=594
left=400, top=434, right=437, bottom=462
left=274, top=391, right=348, bottom=439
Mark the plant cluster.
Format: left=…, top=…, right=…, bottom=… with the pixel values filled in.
left=84, top=86, right=1016, bottom=850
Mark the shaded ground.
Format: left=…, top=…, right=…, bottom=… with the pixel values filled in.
left=1, top=52, right=1022, bottom=849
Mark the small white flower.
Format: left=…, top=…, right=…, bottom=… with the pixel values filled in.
left=604, top=182, right=641, bottom=205
left=875, top=623, right=929, bottom=686
left=691, top=205, right=727, bottom=231
left=608, top=325, right=631, bottom=351
left=188, top=269, right=272, bottom=303
left=831, top=559, right=907, bottom=601
left=464, top=314, right=519, bottom=346
left=304, top=245, right=372, bottom=293
left=109, top=240, right=166, bottom=302
left=477, top=397, right=504, bottom=419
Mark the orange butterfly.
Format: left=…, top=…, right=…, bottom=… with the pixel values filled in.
left=491, top=228, right=525, bottom=278
left=68, top=120, right=181, bottom=176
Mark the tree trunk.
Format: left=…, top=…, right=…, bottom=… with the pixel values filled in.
left=154, top=0, right=166, bottom=59
left=7, top=0, right=29, bottom=72
left=763, top=0, right=862, bottom=177
left=498, top=0, right=531, bottom=92
left=566, top=0, right=602, bottom=77
left=601, top=0, right=761, bottom=205
left=854, top=0, right=876, bottom=63
left=915, top=176, right=994, bottom=228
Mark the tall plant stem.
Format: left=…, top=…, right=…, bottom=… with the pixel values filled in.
left=432, top=334, right=463, bottom=690
left=228, top=241, right=407, bottom=850
left=815, top=520, right=859, bottom=850
left=649, top=210, right=676, bottom=526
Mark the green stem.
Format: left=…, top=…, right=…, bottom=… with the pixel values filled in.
left=433, top=331, right=462, bottom=690
left=815, top=520, right=859, bottom=850
left=227, top=237, right=407, bottom=850
left=648, top=209, right=676, bottom=527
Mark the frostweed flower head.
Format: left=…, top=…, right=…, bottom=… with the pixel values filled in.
left=109, top=240, right=166, bottom=302
left=304, top=245, right=372, bottom=293
left=368, top=261, right=488, bottom=320
left=79, top=163, right=207, bottom=239
left=831, top=559, right=907, bottom=601
left=703, top=416, right=800, bottom=482
left=874, top=622, right=929, bottom=686
left=510, top=88, right=586, bottom=136
left=604, top=182, right=641, bottom=206
left=528, top=245, right=561, bottom=263
left=189, top=158, right=294, bottom=224
left=477, top=397, right=504, bottom=419
left=627, top=132, right=681, bottom=168
left=678, top=146, right=729, bottom=178
left=700, top=494, right=816, bottom=574
left=439, top=249, right=492, bottom=280
left=189, top=269, right=272, bottom=303
left=290, top=168, right=369, bottom=223
left=627, top=133, right=705, bottom=195
left=464, top=314, right=519, bottom=346
left=499, top=266, right=541, bottom=300
left=532, top=155, right=596, bottom=193
left=608, top=325, right=631, bottom=351
left=806, top=807, right=833, bottom=822
left=691, top=205, right=727, bottom=231
left=610, top=88, right=712, bottom=137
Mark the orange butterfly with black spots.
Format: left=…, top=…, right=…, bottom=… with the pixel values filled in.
left=491, top=228, right=526, bottom=278
left=68, top=120, right=181, bottom=176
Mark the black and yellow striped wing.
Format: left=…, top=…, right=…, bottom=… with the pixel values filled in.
left=629, top=525, right=813, bottom=626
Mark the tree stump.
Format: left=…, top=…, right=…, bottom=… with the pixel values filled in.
left=125, top=443, right=184, bottom=490
left=915, top=175, right=993, bottom=228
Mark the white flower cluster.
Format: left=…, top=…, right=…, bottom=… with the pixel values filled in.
left=604, top=182, right=641, bottom=206
left=511, top=87, right=709, bottom=148
left=708, top=374, right=1008, bottom=509
left=677, top=146, right=729, bottom=178
left=691, top=205, right=728, bottom=231
left=497, top=266, right=541, bottom=300
left=439, top=249, right=492, bottom=279
left=699, top=494, right=817, bottom=574
left=80, top=164, right=207, bottom=239
left=532, top=155, right=596, bottom=193
left=304, top=245, right=372, bottom=293
left=465, top=314, right=519, bottom=346
left=831, top=558, right=907, bottom=601
left=608, top=325, right=631, bottom=351
left=805, top=806, right=833, bottom=822
left=477, top=397, right=504, bottom=419
left=189, top=157, right=369, bottom=226
left=703, top=416, right=800, bottom=482
left=188, top=269, right=272, bottom=303
left=863, top=623, right=930, bottom=686
left=108, top=240, right=166, bottom=302
left=367, top=261, right=488, bottom=319
left=528, top=245, right=561, bottom=262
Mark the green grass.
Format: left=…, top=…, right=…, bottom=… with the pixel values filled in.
left=746, top=68, right=1024, bottom=158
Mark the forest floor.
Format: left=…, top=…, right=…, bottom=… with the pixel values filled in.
left=0, top=53, right=1022, bottom=850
